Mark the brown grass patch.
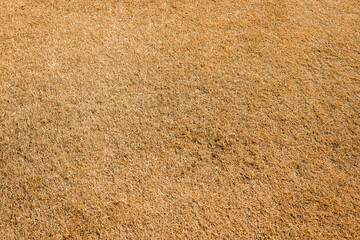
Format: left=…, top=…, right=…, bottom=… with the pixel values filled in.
left=1, top=0, right=359, bottom=239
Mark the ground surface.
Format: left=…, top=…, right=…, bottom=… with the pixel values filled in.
left=0, top=0, right=359, bottom=239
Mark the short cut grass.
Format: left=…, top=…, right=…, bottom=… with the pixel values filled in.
left=0, top=0, right=359, bottom=239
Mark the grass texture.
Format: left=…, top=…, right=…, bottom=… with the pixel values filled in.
left=0, top=0, right=359, bottom=239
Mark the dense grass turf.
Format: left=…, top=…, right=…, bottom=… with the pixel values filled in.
left=0, top=0, right=359, bottom=239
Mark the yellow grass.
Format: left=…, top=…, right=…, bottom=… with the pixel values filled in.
left=0, top=0, right=359, bottom=239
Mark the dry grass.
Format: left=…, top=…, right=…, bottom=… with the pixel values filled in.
left=0, top=0, right=359, bottom=239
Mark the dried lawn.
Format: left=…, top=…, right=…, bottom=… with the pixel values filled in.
left=0, top=0, right=359, bottom=239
